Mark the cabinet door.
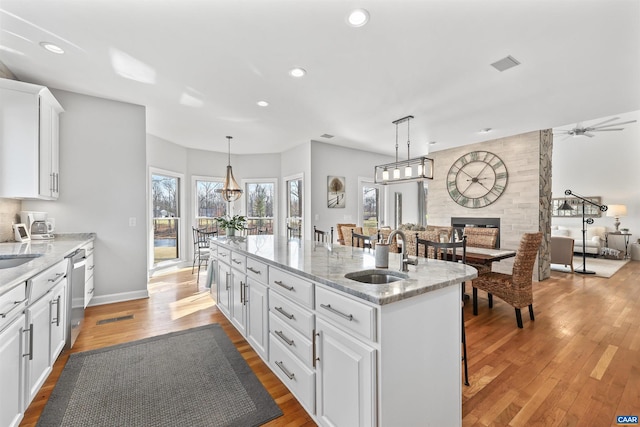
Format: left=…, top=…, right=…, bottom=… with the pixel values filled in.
left=37, top=95, right=61, bottom=199
left=246, top=279, right=268, bottom=360
left=315, top=318, right=376, bottom=427
left=217, top=262, right=231, bottom=317
left=49, top=279, right=67, bottom=362
left=25, top=294, right=53, bottom=405
left=230, top=271, right=247, bottom=336
left=0, top=314, right=26, bottom=427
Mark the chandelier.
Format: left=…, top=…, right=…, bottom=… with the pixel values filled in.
left=216, top=136, right=243, bottom=202
left=374, top=115, right=434, bottom=184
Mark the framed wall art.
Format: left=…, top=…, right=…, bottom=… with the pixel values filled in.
left=552, top=196, right=603, bottom=217
left=327, top=176, right=345, bottom=208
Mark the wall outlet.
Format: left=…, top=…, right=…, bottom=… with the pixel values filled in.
left=315, top=214, right=319, bottom=221
left=128, top=217, right=137, bottom=227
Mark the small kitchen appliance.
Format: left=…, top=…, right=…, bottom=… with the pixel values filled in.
left=20, top=211, right=55, bottom=240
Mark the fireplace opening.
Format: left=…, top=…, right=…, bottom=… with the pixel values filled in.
left=451, top=217, right=501, bottom=246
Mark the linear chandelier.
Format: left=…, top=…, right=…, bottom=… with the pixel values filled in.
left=374, top=115, right=434, bottom=184
left=215, top=136, right=243, bottom=202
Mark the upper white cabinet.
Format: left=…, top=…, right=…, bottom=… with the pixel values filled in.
left=0, top=77, right=64, bottom=200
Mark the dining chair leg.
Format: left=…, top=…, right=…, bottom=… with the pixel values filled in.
left=515, top=308, right=523, bottom=328
left=488, top=293, right=493, bottom=308
left=528, top=304, right=535, bottom=321
left=461, top=307, right=469, bottom=386
left=472, top=288, right=478, bottom=315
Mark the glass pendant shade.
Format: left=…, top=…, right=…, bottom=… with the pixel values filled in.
left=393, top=167, right=400, bottom=179
left=405, top=165, right=412, bottom=177
left=382, top=168, right=389, bottom=181
left=215, top=136, right=243, bottom=202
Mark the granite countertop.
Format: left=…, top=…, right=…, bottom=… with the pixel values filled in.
left=0, top=233, right=95, bottom=296
left=212, top=235, right=477, bottom=305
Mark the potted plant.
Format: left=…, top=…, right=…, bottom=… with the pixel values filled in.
left=215, top=215, right=246, bottom=237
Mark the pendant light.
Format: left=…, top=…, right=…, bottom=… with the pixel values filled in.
left=216, top=136, right=243, bottom=202
left=374, top=115, right=434, bottom=185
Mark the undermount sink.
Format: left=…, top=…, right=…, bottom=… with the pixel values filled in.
left=345, top=269, right=409, bottom=284
left=0, top=254, right=43, bottom=269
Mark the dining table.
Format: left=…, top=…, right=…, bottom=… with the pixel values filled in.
left=464, top=246, right=517, bottom=265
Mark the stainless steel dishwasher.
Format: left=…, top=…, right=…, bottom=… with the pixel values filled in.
left=65, top=248, right=86, bottom=348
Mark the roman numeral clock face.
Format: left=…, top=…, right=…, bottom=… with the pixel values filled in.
left=446, top=151, right=508, bottom=208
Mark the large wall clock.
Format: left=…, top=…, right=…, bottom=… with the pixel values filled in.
left=446, top=150, right=508, bottom=208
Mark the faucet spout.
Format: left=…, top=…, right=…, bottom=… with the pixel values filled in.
left=386, top=229, right=416, bottom=272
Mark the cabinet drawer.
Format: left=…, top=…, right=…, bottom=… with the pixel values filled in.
left=269, top=290, right=314, bottom=337
left=217, top=247, right=231, bottom=263
left=209, top=245, right=217, bottom=257
left=270, top=312, right=314, bottom=368
left=85, top=253, right=95, bottom=280
left=269, top=267, right=314, bottom=308
left=246, top=257, right=268, bottom=283
left=28, top=259, right=67, bottom=303
left=0, top=283, right=27, bottom=331
left=230, top=251, right=246, bottom=273
left=270, top=335, right=315, bottom=414
left=316, top=286, right=377, bottom=342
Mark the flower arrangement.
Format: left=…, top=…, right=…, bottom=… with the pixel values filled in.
left=215, top=214, right=247, bottom=231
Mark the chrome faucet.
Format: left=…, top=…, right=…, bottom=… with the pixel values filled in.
left=386, top=229, right=418, bottom=272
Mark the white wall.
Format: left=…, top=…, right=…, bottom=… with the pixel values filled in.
left=23, top=89, right=148, bottom=304
left=552, top=110, right=640, bottom=253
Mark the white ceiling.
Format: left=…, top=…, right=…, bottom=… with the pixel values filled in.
left=1, top=0, right=639, bottom=156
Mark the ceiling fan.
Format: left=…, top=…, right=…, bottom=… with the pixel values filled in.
left=554, top=117, right=637, bottom=139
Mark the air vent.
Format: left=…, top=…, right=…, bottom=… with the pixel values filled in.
left=97, top=314, right=134, bottom=325
left=320, top=134, right=334, bottom=139
left=490, top=55, right=521, bottom=72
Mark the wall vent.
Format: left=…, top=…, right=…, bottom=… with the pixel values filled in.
left=97, top=314, right=134, bottom=325
left=320, top=134, right=334, bottom=139
left=490, top=55, right=521, bottom=72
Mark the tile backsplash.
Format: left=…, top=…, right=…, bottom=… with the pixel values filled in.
left=0, top=199, right=22, bottom=242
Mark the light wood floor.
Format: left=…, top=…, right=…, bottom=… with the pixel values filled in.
left=21, top=260, right=640, bottom=427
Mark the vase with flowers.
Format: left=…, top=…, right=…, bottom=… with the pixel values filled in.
left=215, top=215, right=246, bottom=237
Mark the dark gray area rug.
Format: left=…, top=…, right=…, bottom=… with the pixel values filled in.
left=37, top=324, right=282, bottom=427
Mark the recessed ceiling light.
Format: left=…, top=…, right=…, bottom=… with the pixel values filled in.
left=257, top=100, right=269, bottom=107
left=289, top=67, right=306, bottom=78
left=347, top=9, right=370, bottom=27
left=479, top=128, right=492, bottom=134
left=39, top=42, right=64, bottom=54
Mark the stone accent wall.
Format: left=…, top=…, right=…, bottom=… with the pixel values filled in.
left=428, top=130, right=551, bottom=280
left=0, top=61, right=22, bottom=242
left=538, top=129, right=553, bottom=280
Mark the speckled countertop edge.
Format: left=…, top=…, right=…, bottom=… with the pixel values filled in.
left=212, top=236, right=477, bottom=305
left=0, top=233, right=96, bottom=296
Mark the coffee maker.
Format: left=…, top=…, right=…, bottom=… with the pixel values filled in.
left=20, top=211, right=55, bottom=240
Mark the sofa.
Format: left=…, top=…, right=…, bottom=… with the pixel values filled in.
left=551, top=225, right=605, bottom=255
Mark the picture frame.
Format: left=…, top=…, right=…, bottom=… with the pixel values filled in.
left=552, top=196, right=603, bottom=217
left=327, top=176, right=346, bottom=208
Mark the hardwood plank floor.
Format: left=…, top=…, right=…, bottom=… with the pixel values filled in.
left=21, top=260, right=640, bottom=426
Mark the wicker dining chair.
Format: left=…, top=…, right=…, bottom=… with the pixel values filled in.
left=472, top=232, right=543, bottom=328
left=464, top=227, right=499, bottom=275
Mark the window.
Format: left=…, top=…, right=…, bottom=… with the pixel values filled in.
left=362, top=185, right=379, bottom=229
left=245, top=181, right=276, bottom=235
left=152, top=172, right=181, bottom=265
left=194, top=178, right=226, bottom=230
left=286, top=175, right=303, bottom=238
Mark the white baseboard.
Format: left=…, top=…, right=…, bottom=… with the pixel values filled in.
left=88, top=289, right=149, bottom=307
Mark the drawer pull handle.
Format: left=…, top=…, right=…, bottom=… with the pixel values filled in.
left=48, top=272, right=65, bottom=282
left=247, top=267, right=261, bottom=274
left=274, top=280, right=294, bottom=291
left=89, top=265, right=95, bottom=271
left=232, top=259, right=242, bottom=265
left=23, top=324, right=34, bottom=360
left=312, top=329, right=319, bottom=368
left=225, top=273, right=230, bottom=290
left=51, top=295, right=61, bottom=326
left=0, top=298, right=27, bottom=318
left=274, top=306, right=295, bottom=320
left=275, top=330, right=294, bottom=346
left=275, top=361, right=295, bottom=380
left=220, top=253, right=228, bottom=257
left=320, top=303, right=354, bottom=321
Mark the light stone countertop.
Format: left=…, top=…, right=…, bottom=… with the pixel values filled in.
left=212, top=235, right=478, bottom=305
left=0, top=233, right=95, bottom=296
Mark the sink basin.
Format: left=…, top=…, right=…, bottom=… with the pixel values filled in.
left=0, top=254, right=43, bottom=269
left=345, top=269, right=409, bottom=284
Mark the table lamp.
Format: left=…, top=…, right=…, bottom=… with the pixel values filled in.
left=606, top=204, right=627, bottom=232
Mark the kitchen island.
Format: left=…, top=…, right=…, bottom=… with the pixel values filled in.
left=210, top=235, right=477, bottom=427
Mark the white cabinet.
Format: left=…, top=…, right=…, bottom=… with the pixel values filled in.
left=246, top=278, right=269, bottom=360
left=0, top=77, right=64, bottom=200
left=49, top=280, right=67, bottom=363
left=217, top=262, right=231, bottom=317
left=83, top=241, right=95, bottom=307
left=315, top=318, right=376, bottom=427
left=0, top=290, right=26, bottom=427
left=230, top=272, right=247, bottom=337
